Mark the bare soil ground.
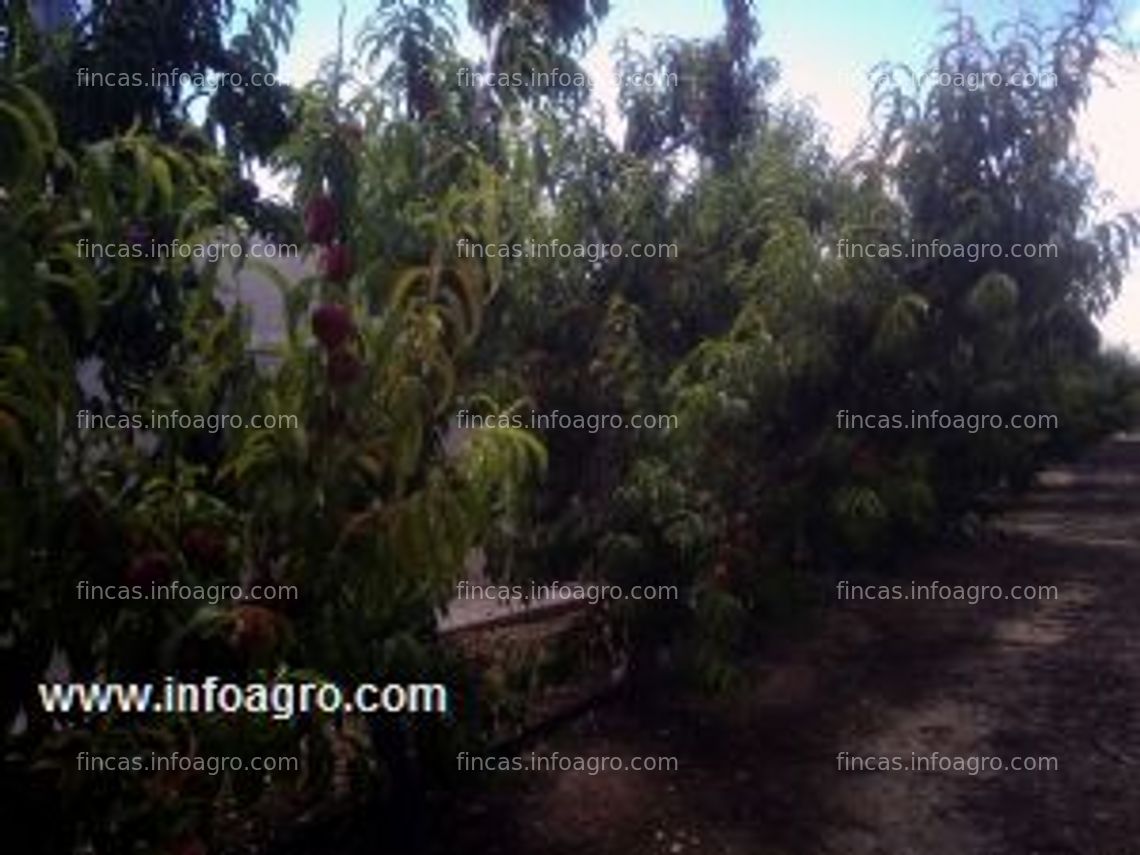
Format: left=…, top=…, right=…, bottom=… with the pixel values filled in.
left=434, top=434, right=1140, bottom=855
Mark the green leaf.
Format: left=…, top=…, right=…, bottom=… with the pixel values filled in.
left=0, top=100, right=44, bottom=191
left=151, top=155, right=175, bottom=214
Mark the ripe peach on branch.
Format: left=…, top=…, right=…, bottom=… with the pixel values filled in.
left=303, top=193, right=338, bottom=245
left=320, top=242, right=353, bottom=283
left=311, top=303, right=355, bottom=350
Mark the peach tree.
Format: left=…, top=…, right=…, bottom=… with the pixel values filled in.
left=2, top=49, right=541, bottom=854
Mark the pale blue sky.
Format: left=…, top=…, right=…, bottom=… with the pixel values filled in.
left=263, top=0, right=1140, bottom=351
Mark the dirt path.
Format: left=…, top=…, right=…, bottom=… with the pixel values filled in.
left=438, top=434, right=1140, bottom=855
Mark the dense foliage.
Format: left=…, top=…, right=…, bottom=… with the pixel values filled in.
left=2, top=0, right=1138, bottom=852
left=2, top=3, right=541, bottom=852
left=458, top=0, right=1140, bottom=684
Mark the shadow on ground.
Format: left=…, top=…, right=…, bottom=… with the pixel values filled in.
left=424, top=435, right=1140, bottom=855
